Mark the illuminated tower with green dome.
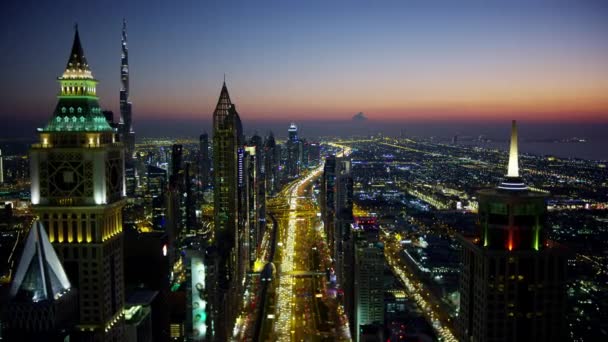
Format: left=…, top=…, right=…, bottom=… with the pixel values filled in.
left=29, top=26, right=126, bottom=341
left=44, top=26, right=112, bottom=133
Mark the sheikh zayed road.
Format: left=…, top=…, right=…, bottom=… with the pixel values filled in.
left=234, top=147, right=353, bottom=341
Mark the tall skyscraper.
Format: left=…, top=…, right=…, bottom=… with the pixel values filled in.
left=321, top=157, right=337, bottom=251
left=248, top=134, right=266, bottom=253
left=457, top=121, right=568, bottom=342
left=211, top=81, right=243, bottom=341
left=286, top=122, right=301, bottom=178
left=166, top=144, right=184, bottom=263
left=5, top=221, right=77, bottom=341
left=354, top=236, right=385, bottom=342
left=322, top=155, right=355, bottom=336
left=119, top=19, right=135, bottom=160
left=0, top=148, right=3, bottom=183
left=199, top=133, right=210, bottom=190
left=29, top=26, right=127, bottom=340
left=171, top=144, right=183, bottom=178
left=263, top=133, right=279, bottom=196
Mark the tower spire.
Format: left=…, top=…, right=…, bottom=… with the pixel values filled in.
left=44, top=26, right=110, bottom=132
left=498, top=120, right=527, bottom=191
left=64, top=23, right=91, bottom=78
left=507, top=120, right=519, bottom=178
left=119, top=18, right=135, bottom=159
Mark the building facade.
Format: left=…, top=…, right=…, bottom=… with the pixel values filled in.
left=263, top=133, right=279, bottom=196
left=199, top=133, right=210, bottom=191
left=29, top=27, right=126, bottom=341
left=457, top=121, right=568, bottom=342
left=211, top=81, right=243, bottom=341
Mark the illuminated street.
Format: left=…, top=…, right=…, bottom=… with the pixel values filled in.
left=382, top=230, right=457, bottom=342
left=254, top=162, right=350, bottom=341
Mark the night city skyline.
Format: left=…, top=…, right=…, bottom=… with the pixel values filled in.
left=1, top=1, right=608, bottom=342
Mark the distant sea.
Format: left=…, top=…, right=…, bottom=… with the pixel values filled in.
left=2, top=119, right=607, bottom=161
left=461, top=141, right=607, bottom=161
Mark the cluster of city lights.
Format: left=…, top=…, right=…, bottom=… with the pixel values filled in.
left=383, top=232, right=457, bottom=342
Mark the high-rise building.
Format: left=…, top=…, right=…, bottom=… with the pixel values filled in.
left=307, top=142, right=322, bottom=167
left=263, top=133, right=279, bottom=196
left=457, top=121, right=568, bottom=342
left=322, top=156, right=353, bottom=282
left=247, top=134, right=266, bottom=254
left=286, top=122, right=301, bottom=178
left=125, top=161, right=138, bottom=196
left=29, top=26, right=126, bottom=340
left=123, top=231, right=171, bottom=341
left=165, top=144, right=184, bottom=264
left=199, top=133, right=210, bottom=191
left=354, top=237, right=385, bottom=342
left=321, top=155, right=356, bottom=337
left=146, top=165, right=167, bottom=198
left=321, top=156, right=337, bottom=252
left=184, top=162, right=197, bottom=233
left=211, top=81, right=243, bottom=341
left=4, top=221, right=78, bottom=341
left=119, top=19, right=135, bottom=160
left=0, top=148, right=3, bottom=184
left=241, top=144, right=264, bottom=271
left=171, top=144, right=183, bottom=178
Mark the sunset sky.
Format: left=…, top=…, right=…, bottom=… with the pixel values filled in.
left=1, top=0, right=608, bottom=132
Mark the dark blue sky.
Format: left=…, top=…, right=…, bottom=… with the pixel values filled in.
left=1, top=0, right=607, bottom=138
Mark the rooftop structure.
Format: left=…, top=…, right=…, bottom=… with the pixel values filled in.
left=43, top=26, right=111, bottom=132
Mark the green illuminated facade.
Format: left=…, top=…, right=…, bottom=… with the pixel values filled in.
left=30, top=26, right=126, bottom=341
left=43, top=27, right=112, bottom=133
left=478, top=190, right=547, bottom=252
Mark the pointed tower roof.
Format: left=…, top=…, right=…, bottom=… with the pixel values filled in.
left=213, top=81, right=235, bottom=128
left=62, top=24, right=93, bottom=79
left=43, top=26, right=111, bottom=132
left=217, top=81, right=233, bottom=109
left=498, top=120, right=527, bottom=191
left=9, top=221, right=72, bottom=302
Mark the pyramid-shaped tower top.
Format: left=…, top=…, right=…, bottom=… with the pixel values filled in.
left=42, top=26, right=111, bottom=132
left=9, top=221, right=72, bottom=302
left=213, top=81, right=236, bottom=125
left=62, top=24, right=94, bottom=80
left=216, top=81, right=232, bottom=109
